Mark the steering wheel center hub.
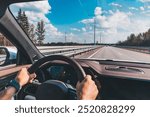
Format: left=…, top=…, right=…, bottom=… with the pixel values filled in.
left=35, top=80, right=68, bottom=100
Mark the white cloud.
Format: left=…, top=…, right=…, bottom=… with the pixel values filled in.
left=141, top=10, right=150, bottom=16
left=103, top=10, right=108, bottom=14
left=139, top=0, right=150, bottom=2
left=80, top=7, right=150, bottom=43
left=10, top=1, right=63, bottom=43
left=94, top=7, right=103, bottom=16
left=82, top=28, right=86, bottom=32
left=127, top=12, right=133, bottom=16
left=13, top=1, right=51, bottom=14
left=80, top=18, right=94, bottom=24
left=109, top=10, right=114, bottom=15
left=25, top=11, right=49, bottom=23
left=89, top=27, right=92, bottom=30
left=109, top=3, right=122, bottom=7
left=71, top=28, right=80, bottom=32
left=129, top=7, right=138, bottom=10
left=140, top=6, right=145, bottom=11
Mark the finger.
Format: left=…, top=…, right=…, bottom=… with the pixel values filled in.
left=30, top=73, right=36, bottom=79
left=85, top=75, right=92, bottom=81
left=29, top=78, right=34, bottom=83
left=18, top=68, right=25, bottom=75
left=85, top=75, right=94, bottom=85
left=29, top=76, right=36, bottom=82
left=26, top=66, right=30, bottom=69
left=22, top=67, right=28, bottom=72
left=76, top=75, right=92, bottom=88
left=76, top=81, right=81, bottom=89
left=28, top=75, right=36, bottom=84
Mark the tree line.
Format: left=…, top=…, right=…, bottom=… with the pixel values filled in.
left=118, top=29, right=150, bottom=46
left=16, top=9, right=45, bottom=45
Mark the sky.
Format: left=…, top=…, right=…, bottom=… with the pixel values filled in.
left=10, top=0, right=150, bottom=44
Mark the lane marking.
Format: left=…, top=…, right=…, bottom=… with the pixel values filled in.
left=88, top=47, right=103, bottom=58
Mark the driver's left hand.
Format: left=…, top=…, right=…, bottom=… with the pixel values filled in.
left=16, top=68, right=36, bottom=87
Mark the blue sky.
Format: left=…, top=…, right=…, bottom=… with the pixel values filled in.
left=10, top=0, right=150, bottom=43
left=47, top=0, right=97, bottom=24
left=47, top=0, right=144, bottom=24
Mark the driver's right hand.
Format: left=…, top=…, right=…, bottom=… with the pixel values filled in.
left=76, top=75, right=99, bottom=100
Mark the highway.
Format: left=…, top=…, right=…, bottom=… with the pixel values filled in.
left=0, top=46, right=98, bottom=62
left=1, top=46, right=150, bottom=64
left=79, top=46, right=150, bottom=63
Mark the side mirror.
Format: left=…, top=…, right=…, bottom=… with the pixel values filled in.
left=0, top=47, right=9, bottom=66
left=0, top=47, right=17, bottom=66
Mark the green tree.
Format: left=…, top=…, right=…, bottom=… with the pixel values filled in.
left=29, top=24, right=36, bottom=44
left=16, top=9, right=30, bottom=35
left=17, top=9, right=36, bottom=43
left=16, top=9, right=23, bottom=28
left=36, top=20, right=45, bottom=45
left=22, top=11, right=30, bottom=35
left=117, top=28, right=150, bottom=46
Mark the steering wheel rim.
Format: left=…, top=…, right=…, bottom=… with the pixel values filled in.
left=18, top=55, right=85, bottom=100
left=28, top=55, right=86, bottom=82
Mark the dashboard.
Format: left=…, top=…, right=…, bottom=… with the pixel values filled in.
left=34, top=60, right=150, bottom=100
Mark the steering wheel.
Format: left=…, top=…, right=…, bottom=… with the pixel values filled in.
left=17, top=55, right=86, bottom=100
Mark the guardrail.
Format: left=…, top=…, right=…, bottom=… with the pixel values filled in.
left=56, top=47, right=99, bottom=57
left=41, top=46, right=98, bottom=57
left=115, top=46, right=150, bottom=54
left=0, top=46, right=99, bottom=61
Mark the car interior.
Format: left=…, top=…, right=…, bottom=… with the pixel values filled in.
left=0, top=0, right=150, bottom=100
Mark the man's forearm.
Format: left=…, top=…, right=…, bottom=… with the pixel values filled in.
left=0, top=87, right=16, bottom=100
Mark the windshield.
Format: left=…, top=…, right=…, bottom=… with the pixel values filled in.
left=9, top=0, right=150, bottom=63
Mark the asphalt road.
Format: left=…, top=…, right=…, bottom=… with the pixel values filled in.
left=1, top=46, right=150, bottom=64
left=81, top=46, right=150, bottom=63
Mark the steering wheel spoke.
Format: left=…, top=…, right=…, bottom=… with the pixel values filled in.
left=66, top=84, right=77, bottom=100
left=17, top=82, right=41, bottom=100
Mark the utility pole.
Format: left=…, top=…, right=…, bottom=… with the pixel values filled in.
left=100, top=31, right=102, bottom=44
left=84, top=39, right=86, bottom=44
left=94, top=18, right=96, bottom=45
left=65, top=32, right=67, bottom=43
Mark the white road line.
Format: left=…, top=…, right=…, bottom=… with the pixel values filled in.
left=88, top=47, right=103, bottom=58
